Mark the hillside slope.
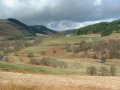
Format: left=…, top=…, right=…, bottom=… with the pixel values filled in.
left=7, top=18, right=35, bottom=36
left=0, top=18, right=57, bottom=36
left=30, top=25, right=57, bottom=35
left=76, top=20, right=120, bottom=36
left=0, top=19, right=34, bottom=36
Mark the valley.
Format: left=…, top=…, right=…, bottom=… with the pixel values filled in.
left=0, top=18, right=120, bottom=90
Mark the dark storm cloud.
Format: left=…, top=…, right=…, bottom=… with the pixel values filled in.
left=18, top=0, right=97, bottom=24
left=0, top=0, right=120, bottom=30
left=100, top=0, right=120, bottom=19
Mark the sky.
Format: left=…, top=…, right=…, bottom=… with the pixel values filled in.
left=0, top=0, right=120, bottom=31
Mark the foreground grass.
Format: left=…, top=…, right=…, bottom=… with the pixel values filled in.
left=0, top=71, right=118, bottom=90
left=0, top=62, right=81, bottom=75
left=0, top=83, right=110, bottom=90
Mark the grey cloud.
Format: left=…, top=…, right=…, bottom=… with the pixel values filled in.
left=20, top=0, right=97, bottom=24
left=100, top=0, right=120, bottom=19
left=0, top=0, right=120, bottom=30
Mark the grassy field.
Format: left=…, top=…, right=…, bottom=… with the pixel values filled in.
left=1, top=58, right=120, bottom=76
left=18, top=33, right=120, bottom=57
left=0, top=62, right=82, bottom=75
left=0, top=34, right=120, bottom=90
left=0, top=71, right=120, bottom=90
left=1, top=34, right=120, bottom=75
left=0, top=83, right=111, bottom=90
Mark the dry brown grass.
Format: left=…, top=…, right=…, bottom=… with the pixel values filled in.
left=0, top=71, right=120, bottom=90
left=0, top=83, right=110, bottom=90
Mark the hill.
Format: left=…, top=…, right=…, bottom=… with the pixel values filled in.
left=7, top=18, right=35, bottom=36
left=76, top=20, right=120, bottom=36
left=0, top=19, right=34, bottom=36
left=30, top=25, right=57, bottom=35
left=0, top=18, right=57, bottom=36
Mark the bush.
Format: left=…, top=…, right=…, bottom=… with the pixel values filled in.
left=27, top=52, right=34, bottom=57
left=30, top=58, right=41, bottom=65
left=53, top=50, right=56, bottom=54
left=101, top=57, right=106, bottom=63
left=40, top=57, right=64, bottom=68
left=30, top=57, right=67, bottom=69
left=110, top=66, right=116, bottom=76
left=99, top=67, right=109, bottom=76
left=71, top=45, right=80, bottom=53
left=58, top=61, right=68, bottom=69
left=87, top=66, right=97, bottom=76
left=66, top=49, right=72, bottom=52
left=73, top=62, right=81, bottom=70
left=98, top=56, right=106, bottom=63
left=0, top=55, right=9, bottom=62
left=41, top=51, right=46, bottom=55
left=65, top=45, right=72, bottom=52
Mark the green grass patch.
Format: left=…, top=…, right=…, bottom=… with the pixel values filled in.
left=0, top=62, right=81, bottom=75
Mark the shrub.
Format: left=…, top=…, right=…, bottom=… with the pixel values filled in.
left=98, top=56, right=106, bottom=63
left=87, top=66, right=97, bottom=76
left=65, top=44, right=72, bottom=52
left=53, top=50, right=56, bottom=54
left=73, top=62, right=81, bottom=70
left=41, top=51, right=46, bottom=55
left=30, top=58, right=41, bottom=65
left=38, top=57, right=53, bottom=66
left=0, top=55, right=9, bottom=62
left=110, top=66, right=116, bottom=76
left=100, top=57, right=106, bottom=62
left=30, top=57, right=67, bottom=69
left=99, top=67, right=109, bottom=76
left=30, top=57, right=54, bottom=66
left=71, top=45, right=80, bottom=53
left=58, top=61, right=67, bottom=69
left=27, top=52, right=34, bottom=57
left=66, top=49, right=72, bottom=52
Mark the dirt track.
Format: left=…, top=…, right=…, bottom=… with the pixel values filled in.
left=0, top=71, right=120, bottom=90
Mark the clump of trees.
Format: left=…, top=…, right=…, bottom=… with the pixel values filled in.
left=0, top=55, right=9, bottom=62
left=86, top=66, right=117, bottom=76
left=0, top=36, right=44, bottom=55
left=92, top=39, right=120, bottom=59
left=65, top=39, right=120, bottom=59
left=0, top=40, right=33, bottom=54
left=30, top=57, right=67, bottom=69
left=76, top=20, right=120, bottom=36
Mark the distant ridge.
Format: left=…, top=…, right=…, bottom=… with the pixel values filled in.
left=30, top=25, right=57, bottom=35
left=7, top=18, right=35, bottom=35
left=0, top=18, right=57, bottom=36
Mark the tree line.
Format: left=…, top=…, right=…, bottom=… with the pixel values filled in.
left=76, top=20, right=120, bottom=36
